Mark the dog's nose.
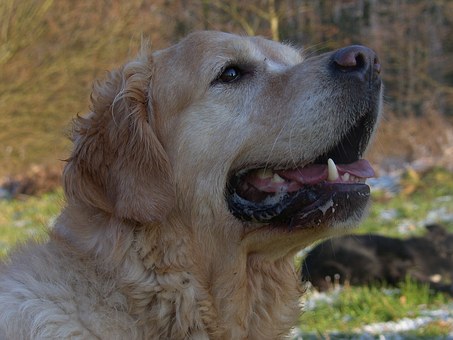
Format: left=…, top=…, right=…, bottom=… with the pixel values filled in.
left=332, top=45, right=381, bottom=80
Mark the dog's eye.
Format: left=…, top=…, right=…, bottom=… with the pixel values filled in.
left=218, top=67, right=242, bottom=83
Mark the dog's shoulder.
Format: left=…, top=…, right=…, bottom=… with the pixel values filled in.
left=0, top=239, right=140, bottom=338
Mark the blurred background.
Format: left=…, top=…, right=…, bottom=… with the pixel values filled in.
left=1, top=0, right=453, bottom=176
left=1, top=0, right=452, bottom=337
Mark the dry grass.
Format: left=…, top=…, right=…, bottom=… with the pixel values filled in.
left=1, top=0, right=453, bottom=178
left=0, top=0, right=171, bottom=177
left=368, top=111, right=453, bottom=172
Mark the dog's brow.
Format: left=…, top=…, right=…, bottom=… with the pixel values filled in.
left=212, top=55, right=259, bottom=72
left=265, top=60, right=288, bottom=72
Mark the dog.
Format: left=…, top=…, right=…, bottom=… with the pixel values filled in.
left=0, top=31, right=382, bottom=339
left=302, top=224, right=453, bottom=295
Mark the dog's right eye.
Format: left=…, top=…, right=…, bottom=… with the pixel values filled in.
left=218, top=66, right=242, bottom=83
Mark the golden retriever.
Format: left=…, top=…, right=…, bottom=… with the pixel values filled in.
left=0, top=31, right=382, bottom=339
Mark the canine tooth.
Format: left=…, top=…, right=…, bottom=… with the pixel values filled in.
left=272, top=173, right=285, bottom=183
left=342, top=173, right=350, bottom=181
left=327, top=158, right=339, bottom=181
left=257, top=169, right=273, bottom=179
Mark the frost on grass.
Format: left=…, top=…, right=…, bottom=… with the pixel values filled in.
left=359, top=306, right=453, bottom=336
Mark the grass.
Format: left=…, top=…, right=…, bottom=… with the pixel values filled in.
left=0, top=0, right=174, bottom=177
left=2, top=1, right=453, bottom=178
left=358, top=167, right=453, bottom=236
left=0, top=189, right=63, bottom=257
left=295, top=167, right=453, bottom=337
left=0, top=168, right=452, bottom=337
left=299, top=278, right=451, bottom=338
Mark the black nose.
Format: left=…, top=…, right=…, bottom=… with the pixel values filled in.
left=332, top=45, right=381, bottom=80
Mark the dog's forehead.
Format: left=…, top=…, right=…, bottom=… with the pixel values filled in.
left=174, top=31, right=302, bottom=69
left=247, top=36, right=303, bottom=64
left=150, top=31, right=304, bottom=108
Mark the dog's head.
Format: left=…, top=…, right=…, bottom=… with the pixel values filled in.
left=64, top=31, right=382, bottom=257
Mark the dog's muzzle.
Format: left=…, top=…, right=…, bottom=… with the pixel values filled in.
left=226, top=45, right=382, bottom=229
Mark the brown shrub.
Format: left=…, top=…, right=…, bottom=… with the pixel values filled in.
left=367, top=111, right=453, bottom=172
left=0, top=164, right=62, bottom=198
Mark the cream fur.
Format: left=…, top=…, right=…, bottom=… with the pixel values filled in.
left=0, top=31, right=382, bottom=339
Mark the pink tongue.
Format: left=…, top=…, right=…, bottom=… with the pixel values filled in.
left=277, top=159, right=375, bottom=185
left=277, top=164, right=327, bottom=185
left=337, top=159, right=375, bottom=178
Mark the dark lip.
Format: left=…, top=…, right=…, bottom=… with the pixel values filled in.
left=226, top=181, right=370, bottom=227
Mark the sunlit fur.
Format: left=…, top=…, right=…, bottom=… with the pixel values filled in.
left=0, top=31, right=381, bottom=339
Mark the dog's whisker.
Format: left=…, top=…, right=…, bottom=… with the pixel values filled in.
left=301, top=42, right=330, bottom=60
left=288, top=116, right=301, bottom=169
left=264, top=119, right=291, bottom=171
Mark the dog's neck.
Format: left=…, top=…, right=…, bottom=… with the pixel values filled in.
left=128, top=217, right=304, bottom=339
left=56, top=207, right=303, bottom=338
left=207, top=253, right=304, bottom=338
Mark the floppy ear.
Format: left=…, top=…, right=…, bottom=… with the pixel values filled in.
left=64, top=51, right=174, bottom=223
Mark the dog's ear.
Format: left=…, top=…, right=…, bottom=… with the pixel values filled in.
left=64, top=51, right=174, bottom=223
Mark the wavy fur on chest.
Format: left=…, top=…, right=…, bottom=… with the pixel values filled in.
left=1, top=213, right=302, bottom=339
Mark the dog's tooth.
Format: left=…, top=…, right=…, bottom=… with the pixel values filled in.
left=342, top=173, right=350, bottom=182
left=257, top=169, right=273, bottom=179
left=271, top=173, right=285, bottom=183
left=327, top=158, right=339, bottom=181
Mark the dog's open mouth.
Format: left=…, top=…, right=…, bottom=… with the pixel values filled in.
left=226, top=114, right=377, bottom=228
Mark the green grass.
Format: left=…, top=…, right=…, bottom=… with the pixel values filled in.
left=358, top=167, right=453, bottom=236
left=0, top=189, right=63, bottom=257
left=298, top=278, right=451, bottom=337
left=294, top=167, right=453, bottom=337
